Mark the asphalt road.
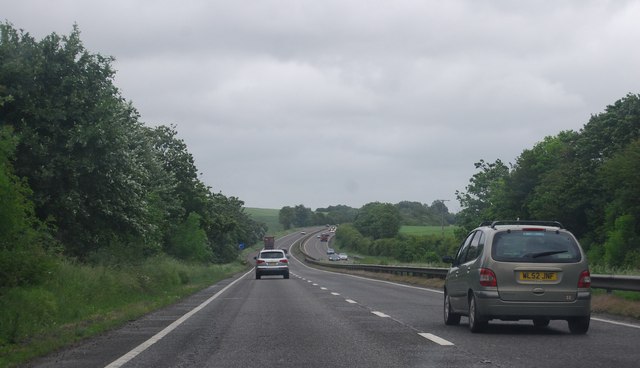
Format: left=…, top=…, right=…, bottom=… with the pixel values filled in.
left=28, top=231, right=640, bottom=368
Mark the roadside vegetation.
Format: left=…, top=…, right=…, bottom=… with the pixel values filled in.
left=0, top=23, right=266, bottom=367
left=0, top=258, right=248, bottom=367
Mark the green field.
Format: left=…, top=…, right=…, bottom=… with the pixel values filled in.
left=400, top=225, right=458, bottom=237
left=244, top=207, right=282, bottom=233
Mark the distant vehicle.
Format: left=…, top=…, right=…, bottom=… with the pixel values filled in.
left=254, top=249, right=289, bottom=279
left=328, top=254, right=340, bottom=261
left=263, top=236, right=275, bottom=249
left=338, top=253, right=348, bottom=261
left=320, top=233, right=329, bottom=242
left=442, top=220, right=591, bottom=334
left=301, top=231, right=306, bottom=235
left=316, top=235, right=321, bottom=238
left=327, top=248, right=335, bottom=254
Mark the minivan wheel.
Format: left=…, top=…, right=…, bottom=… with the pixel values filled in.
left=284, top=273, right=290, bottom=279
left=468, top=294, right=488, bottom=333
left=568, top=316, right=590, bottom=334
left=444, top=292, right=461, bottom=325
left=255, top=273, right=261, bottom=280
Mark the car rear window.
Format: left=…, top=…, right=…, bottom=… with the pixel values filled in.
left=260, top=251, right=284, bottom=259
left=491, top=230, right=581, bottom=263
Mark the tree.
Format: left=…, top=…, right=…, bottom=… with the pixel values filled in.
left=279, top=206, right=295, bottom=230
left=455, top=159, right=510, bottom=233
left=0, top=125, right=55, bottom=287
left=292, top=204, right=313, bottom=227
left=1, top=23, right=156, bottom=258
left=353, top=202, right=401, bottom=240
left=167, top=212, right=211, bottom=262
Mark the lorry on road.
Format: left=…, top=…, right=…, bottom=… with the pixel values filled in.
left=263, top=236, right=275, bottom=249
left=320, top=233, right=329, bottom=242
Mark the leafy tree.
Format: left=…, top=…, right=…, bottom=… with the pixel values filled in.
left=167, top=212, right=211, bottom=262
left=279, top=206, right=295, bottom=229
left=292, top=204, right=313, bottom=227
left=353, top=202, right=401, bottom=240
left=603, top=214, right=638, bottom=268
left=455, top=159, right=510, bottom=234
left=0, top=23, right=156, bottom=258
left=315, top=204, right=358, bottom=225
left=0, top=125, right=56, bottom=287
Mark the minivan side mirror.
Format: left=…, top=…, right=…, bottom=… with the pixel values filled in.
left=442, top=255, right=455, bottom=264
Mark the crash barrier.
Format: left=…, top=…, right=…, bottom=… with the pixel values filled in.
left=302, top=255, right=640, bottom=293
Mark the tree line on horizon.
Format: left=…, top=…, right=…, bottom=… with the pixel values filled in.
left=277, top=200, right=455, bottom=230
left=0, top=23, right=266, bottom=289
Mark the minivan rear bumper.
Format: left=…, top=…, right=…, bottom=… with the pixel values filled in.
left=475, top=290, right=591, bottom=319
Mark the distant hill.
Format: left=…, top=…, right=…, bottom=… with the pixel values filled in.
left=244, top=207, right=282, bottom=233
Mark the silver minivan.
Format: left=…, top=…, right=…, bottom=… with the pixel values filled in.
left=442, top=221, right=591, bottom=334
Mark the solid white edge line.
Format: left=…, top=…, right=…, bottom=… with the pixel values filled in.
left=592, top=317, right=640, bottom=329
left=104, top=269, right=253, bottom=368
left=418, top=333, right=455, bottom=346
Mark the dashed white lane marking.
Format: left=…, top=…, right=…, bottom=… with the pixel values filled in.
left=372, top=311, right=390, bottom=318
left=419, top=333, right=455, bottom=346
left=294, top=271, right=455, bottom=347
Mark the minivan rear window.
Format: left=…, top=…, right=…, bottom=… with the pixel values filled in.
left=491, top=230, right=581, bottom=263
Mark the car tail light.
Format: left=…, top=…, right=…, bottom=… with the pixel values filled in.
left=479, top=268, right=497, bottom=287
left=280, top=259, right=288, bottom=264
left=256, top=260, right=265, bottom=265
left=578, top=270, right=591, bottom=288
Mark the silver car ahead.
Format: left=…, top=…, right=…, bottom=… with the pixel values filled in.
left=255, top=249, right=289, bottom=279
left=442, top=220, right=591, bottom=334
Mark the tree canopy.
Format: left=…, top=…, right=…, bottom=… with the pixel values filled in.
left=455, top=93, right=640, bottom=269
left=0, top=22, right=265, bottom=271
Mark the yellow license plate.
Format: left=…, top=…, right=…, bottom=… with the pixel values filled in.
left=519, top=271, right=558, bottom=281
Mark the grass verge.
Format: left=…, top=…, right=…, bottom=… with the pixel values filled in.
left=0, top=256, right=248, bottom=367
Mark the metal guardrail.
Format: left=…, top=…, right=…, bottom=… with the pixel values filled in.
left=303, top=253, right=640, bottom=293
left=591, top=274, right=640, bottom=293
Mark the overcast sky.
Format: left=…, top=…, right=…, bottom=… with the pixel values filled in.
left=3, top=1, right=640, bottom=211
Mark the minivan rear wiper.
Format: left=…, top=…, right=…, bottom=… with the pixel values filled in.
left=528, top=250, right=569, bottom=258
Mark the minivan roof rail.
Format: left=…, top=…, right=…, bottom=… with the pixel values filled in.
left=479, top=220, right=564, bottom=229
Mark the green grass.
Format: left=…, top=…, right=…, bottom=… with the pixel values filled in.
left=400, top=225, right=458, bottom=237
left=245, top=207, right=282, bottom=233
left=0, top=257, right=247, bottom=367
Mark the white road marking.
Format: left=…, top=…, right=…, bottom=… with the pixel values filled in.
left=419, top=333, right=455, bottom=346
left=372, top=311, right=390, bottom=318
left=321, top=287, right=327, bottom=290
left=346, top=299, right=357, bottom=304
left=592, top=317, right=640, bottom=329
left=331, top=292, right=340, bottom=296
left=105, top=269, right=253, bottom=368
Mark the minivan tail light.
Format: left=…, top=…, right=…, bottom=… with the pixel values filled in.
left=280, top=259, right=288, bottom=264
left=578, top=270, right=591, bottom=288
left=479, top=268, right=497, bottom=287
left=256, top=260, right=265, bottom=265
